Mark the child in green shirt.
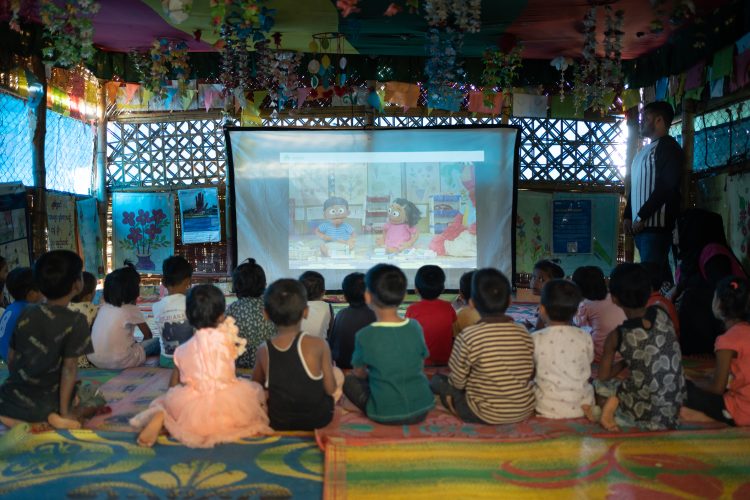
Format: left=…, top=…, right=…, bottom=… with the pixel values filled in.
left=343, top=263, right=434, bottom=424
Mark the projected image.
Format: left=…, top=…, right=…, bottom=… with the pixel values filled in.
left=289, top=159, right=476, bottom=270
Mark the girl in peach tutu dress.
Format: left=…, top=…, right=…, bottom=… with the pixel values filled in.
left=130, top=284, right=272, bottom=447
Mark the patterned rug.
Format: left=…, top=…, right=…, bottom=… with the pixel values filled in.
left=0, top=424, right=322, bottom=499
left=323, top=428, right=750, bottom=499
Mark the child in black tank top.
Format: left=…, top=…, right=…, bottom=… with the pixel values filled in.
left=253, top=279, right=343, bottom=430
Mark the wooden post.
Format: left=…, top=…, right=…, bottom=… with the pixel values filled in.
left=680, top=99, right=696, bottom=210
left=623, top=105, right=640, bottom=262
left=96, top=81, right=108, bottom=274
left=30, top=56, right=47, bottom=260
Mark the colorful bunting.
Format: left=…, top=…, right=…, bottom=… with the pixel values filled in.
left=467, top=91, right=503, bottom=115
left=384, top=81, right=419, bottom=111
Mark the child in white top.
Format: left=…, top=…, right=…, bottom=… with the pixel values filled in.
left=153, top=256, right=194, bottom=368
left=533, top=279, right=594, bottom=418
left=299, top=271, right=332, bottom=339
left=88, top=263, right=159, bottom=369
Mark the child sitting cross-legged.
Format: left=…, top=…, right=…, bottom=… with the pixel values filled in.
left=153, top=256, right=194, bottom=368
left=533, top=279, right=594, bottom=418
left=431, top=268, right=534, bottom=424
left=299, top=271, right=333, bottom=340
left=88, top=263, right=159, bottom=369
left=0, top=267, right=43, bottom=363
left=0, top=251, right=98, bottom=430
left=344, top=264, right=434, bottom=425
left=253, top=279, right=342, bottom=430
left=131, top=284, right=272, bottom=447
left=329, top=272, right=376, bottom=369
left=682, top=276, right=750, bottom=426
left=527, top=259, right=565, bottom=331
left=406, top=264, right=456, bottom=365
left=452, top=270, right=480, bottom=337
left=584, top=263, right=686, bottom=431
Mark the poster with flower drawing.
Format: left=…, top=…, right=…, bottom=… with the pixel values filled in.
left=113, top=192, right=174, bottom=272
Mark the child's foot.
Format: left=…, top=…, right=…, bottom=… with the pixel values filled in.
left=600, top=397, right=620, bottom=432
left=136, top=411, right=165, bottom=447
left=445, top=395, right=458, bottom=417
left=48, top=413, right=81, bottom=430
left=582, top=404, right=602, bottom=423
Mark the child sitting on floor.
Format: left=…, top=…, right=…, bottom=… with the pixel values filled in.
left=344, top=264, right=434, bottom=425
left=571, top=266, right=626, bottom=364
left=131, top=284, right=272, bottom=447
left=0, top=251, right=97, bottom=430
left=683, top=276, right=750, bottom=426
left=643, top=262, right=680, bottom=339
left=299, top=271, right=333, bottom=340
left=527, top=259, right=565, bottom=331
left=88, top=263, right=159, bottom=369
left=225, top=258, right=277, bottom=369
left=533, top=279, right=594, bottom=419
left=406, top=265, right=456, bottom=365
left=0, top=267, right=43, bottom=362
left=253, top=279, right=342, bottom=430
left=452, top=270, right=480, bottom=337
left=68, top=271, right=99, bottom=327
left=431, top=268, right=534, bottom=424
left=584, top=263, right=686, bottom=431
left=153, top=256, right=194, bottom=368
left=329, top=272, right=376, bottom=369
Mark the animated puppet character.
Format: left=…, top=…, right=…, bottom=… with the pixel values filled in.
left=377, top=198, right=421, bottom=253
left=429, top=165, right=477, bottom=257
left=315, top=196, right=356, bottom=257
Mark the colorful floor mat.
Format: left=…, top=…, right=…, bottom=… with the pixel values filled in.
left=0, top=424, right=322, bottom=499
left=323, top=428, right=750, bottom=499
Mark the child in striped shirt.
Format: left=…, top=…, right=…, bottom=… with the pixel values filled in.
left=431, top=268, right=535, bottom=424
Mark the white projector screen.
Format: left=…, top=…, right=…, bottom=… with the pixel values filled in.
left=226, top=126, right=520, bottom=290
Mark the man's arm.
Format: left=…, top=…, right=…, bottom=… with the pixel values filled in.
left=635, top=139, right=682, bottom=222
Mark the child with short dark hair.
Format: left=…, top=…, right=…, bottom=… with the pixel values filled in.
left=226, top=258, right=277, bottom=369
left=131, top=284, right=272, bottom=447
left=329, top=272, right=376, bottom=368
left=153, top=255, right=194, bottom=368
left=431, top=268, right=535, bottom=424
left=572, top=266, right=627, bottom=363
left=0, top=251, right=95, bottom=430
left=452, top=270, right=480, bottom=337
left=0, top=267, right=43, bottom=362
left=88, top=264, right=158, bottom=369
left=528, top=259, right=565, bottom=330
left=68, top=271, right=99, bottom=327
left=253, top=279, right=341, bottom=430
left=316, top=196, right=355, bottom=257
left=406, top=264, right=456, bottom=365
left=299, top=271, right=333, bottom=339
left=683, top=276, right=750, bottom=426
left=344, top=264, right=434, bottom=424
left=584, top=263, right=686, bottom=431
left=533, top=279, right=594, bottom=418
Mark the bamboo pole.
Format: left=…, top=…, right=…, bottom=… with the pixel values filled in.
left=623, top=105, right=640, bottom=262
left=30, top=56, right=47, bottom=259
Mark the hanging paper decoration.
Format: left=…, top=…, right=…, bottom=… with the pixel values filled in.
left=481, top=45, right=523, bottom=106
left=550, top=56, right=573, bottom=101
left=146, top=38, right=190, bottom=98
left=267, top=50, right=303, bottom=111
left=162, top=0, right=193, bottom=24
left=40, top=0, right=100, bottom=68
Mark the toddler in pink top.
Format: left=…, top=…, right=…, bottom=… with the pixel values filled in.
left=130, top=284, right=272, bottom=447
left=572, top=266, right=626, bottom=364
left=684, top=276, right=750, bottom=426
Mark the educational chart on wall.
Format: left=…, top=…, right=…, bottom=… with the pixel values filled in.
left=0, top=183, right=31, bottom=269
left=46, top=193, right=77, bottom=252
left=515, top=192, right=619, bottom=276
left=76, top=197, right=104, bottom=276
left=227, top=127, right=520, bottom=288
left=177, top=188, right=221, bottom=244
left=112, top=192, right=174, bottom=273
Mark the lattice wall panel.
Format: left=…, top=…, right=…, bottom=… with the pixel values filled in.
left=107, top=119, right=226, bottom=188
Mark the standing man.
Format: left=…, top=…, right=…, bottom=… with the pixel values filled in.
left=623, top=101, right=683, bottom=286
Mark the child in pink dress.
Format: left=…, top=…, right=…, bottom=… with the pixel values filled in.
left=130, top=284, right=272, bottom=447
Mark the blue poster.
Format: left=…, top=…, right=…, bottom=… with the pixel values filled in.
left=113, top=192, right=174, bottom=273
left=177, top=188, right=221, bottom=244
left=553, top=199, right=592, bottom=254
left=76, top=197, right=104, bottom=276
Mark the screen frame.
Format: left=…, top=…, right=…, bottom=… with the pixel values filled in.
left=225, top=124, right=522, bottom=292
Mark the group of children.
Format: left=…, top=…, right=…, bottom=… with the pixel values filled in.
left=0, top=250, right=747, bottom=448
